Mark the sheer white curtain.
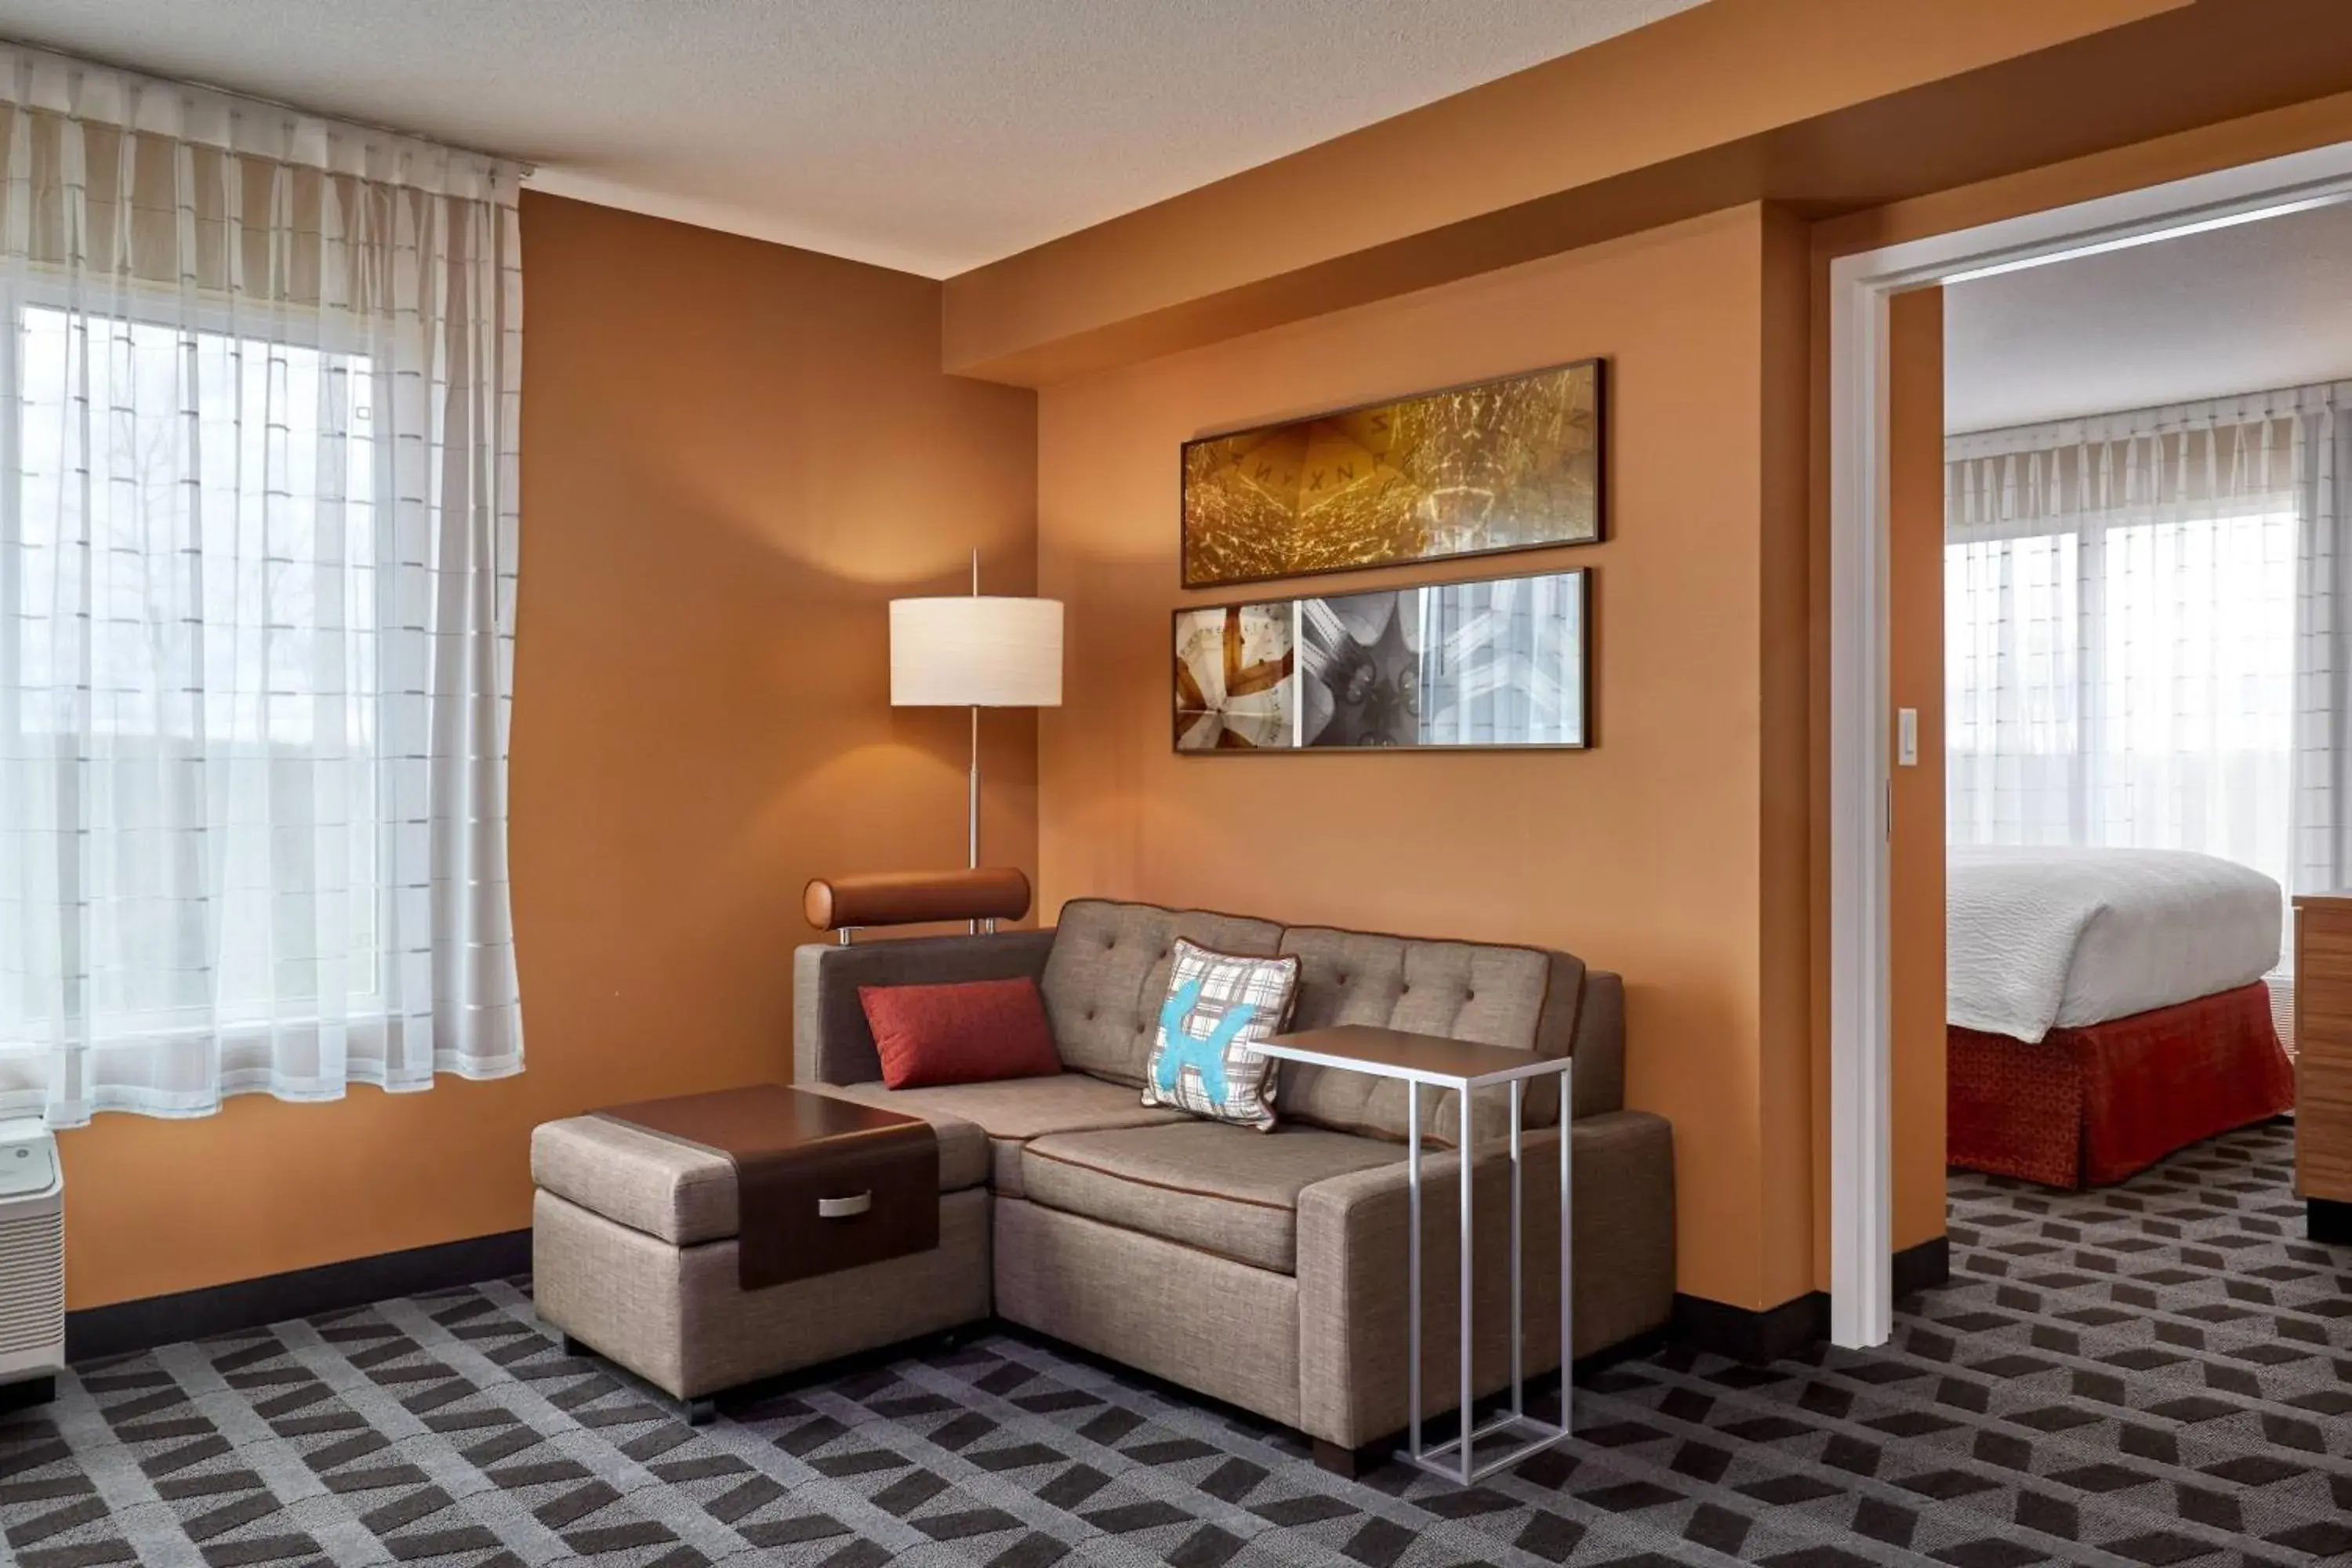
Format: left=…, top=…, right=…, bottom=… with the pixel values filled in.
left=2287, top=386, right=2352, bottom=901
left=1947, top=404, right=2299, bottom=888
left=0, top=45, right=524, bottom=1127
left=1947, top=384, right=2352, bottom=967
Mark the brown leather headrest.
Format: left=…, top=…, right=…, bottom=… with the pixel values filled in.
left=804, top=868, right=1033, bottom=931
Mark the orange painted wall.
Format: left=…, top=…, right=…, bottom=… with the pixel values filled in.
left=1759, top=209, right=1818, bottom=1308
left=54, top=193, right=1038, bottom=1311
left=1888, top=288, right=1948, bottom=1257
left=1035, top=205, right=1816, bottom=1312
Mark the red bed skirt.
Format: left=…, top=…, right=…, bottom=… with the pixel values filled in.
left=1948, top=981, right=2295, bottom=1189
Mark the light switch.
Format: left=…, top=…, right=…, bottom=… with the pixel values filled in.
left=1897, top=707, right=1918, bottom=768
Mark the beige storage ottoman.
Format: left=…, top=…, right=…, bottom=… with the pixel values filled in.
left=529, top=1087, right=993, bottom=1417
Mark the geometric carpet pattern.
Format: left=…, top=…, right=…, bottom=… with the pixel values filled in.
left=5, top=1119, right=2351, bottom=1567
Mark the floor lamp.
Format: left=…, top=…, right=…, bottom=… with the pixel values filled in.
left=889, top=554, right=1063, bottom=905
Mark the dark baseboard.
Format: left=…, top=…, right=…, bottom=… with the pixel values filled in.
left=2310, top=1197, right=2352, bottom=1245
left=0, top=1374, right=54, bottom=1414
left=66, top=1229, right=532, bottom=1364
left=1672, top=1287, right=1828, bottom=1363
left=1893, top=1234, right=1952, bottom=1298
left=1672, top=1235, right=1952, bottom=1364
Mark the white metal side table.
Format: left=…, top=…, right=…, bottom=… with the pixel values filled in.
left=1256, top=1024, right=1573, bottom=1486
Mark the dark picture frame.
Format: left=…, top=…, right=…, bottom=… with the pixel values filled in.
left=1178, top=358, right=1605, bottom=590
left=1173, top=567, right=1592, bottom=754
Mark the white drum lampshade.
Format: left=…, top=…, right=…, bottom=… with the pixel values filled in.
left=890, top=597, right=1063, bottom=709
left=888, top=586, right=1063, bottom=880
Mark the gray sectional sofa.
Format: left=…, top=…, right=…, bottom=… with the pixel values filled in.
left=790, top=897, right=1675, bottom=1465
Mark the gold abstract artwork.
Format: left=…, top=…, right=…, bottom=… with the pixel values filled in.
left=1181, top=359, right=1602, bottom=588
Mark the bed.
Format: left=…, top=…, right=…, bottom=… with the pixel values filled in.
left=1946, top=845, right=2296, bottom=1189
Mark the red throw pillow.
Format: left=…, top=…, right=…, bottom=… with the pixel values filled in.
left=858, top=977, right=1062, bottom=1090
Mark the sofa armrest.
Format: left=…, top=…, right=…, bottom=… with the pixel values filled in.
left=793, top=929, right=1058, bottom=1085
left=1292, top=1109, right=1675, bottom=1450
left=1570, top=971, right=1626, bottom=1119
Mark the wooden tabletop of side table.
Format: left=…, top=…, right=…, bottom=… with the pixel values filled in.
left=1257, top=1024, right=1570, bottom=1087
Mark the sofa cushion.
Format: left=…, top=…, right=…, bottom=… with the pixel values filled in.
left=1021, top=1121, right=1404, bottom=1272
left=1278, top=927, right=1579, bottom=1145
left=1041, top=899, right=1285, bottom=1086
left=859, top=976, right=1062, bottom=1089
left=529, top=1105, right=989, bottom=1246
left=821, top=1072, right=1187, bottom=1200
left=1141, top=939, right=1301, bottom=1130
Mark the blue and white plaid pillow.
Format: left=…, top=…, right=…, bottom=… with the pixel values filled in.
left=1141, top=938, right=1300, bottom=1131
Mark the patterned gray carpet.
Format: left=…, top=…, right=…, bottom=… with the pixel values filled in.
left=5, top=1118, right=2351, bottom=1567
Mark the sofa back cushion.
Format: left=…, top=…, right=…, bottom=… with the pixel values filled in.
left=1277, top=927, right=1580, bottom=1146
left=1041, top=899, right=1287, bottom=1086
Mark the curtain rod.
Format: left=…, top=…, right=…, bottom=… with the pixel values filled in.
left=1947, top=376, right=2349, bottom=463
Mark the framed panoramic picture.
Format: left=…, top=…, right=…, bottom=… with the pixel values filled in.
left=1173, top=567, right=1590, bottom=753
left=1179, top=358, right=1603, bottom=589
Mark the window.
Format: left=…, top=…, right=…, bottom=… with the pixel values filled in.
left=5, top=300, right=387, bottom=1042
left=1945, top=499, right=2298, bottom=897
left=0, top=59, right=521, bottom=1128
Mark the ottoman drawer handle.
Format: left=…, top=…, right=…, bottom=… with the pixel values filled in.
left=818, top=1192, right=873, bottom=1219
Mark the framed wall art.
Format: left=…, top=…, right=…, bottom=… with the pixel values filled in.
left=1174, top=567, right=1590, bottom=753
left=1179, top=358, right=1603, bottom=589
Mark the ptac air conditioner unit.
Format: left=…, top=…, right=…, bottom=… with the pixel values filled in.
left=0, top=1120, right=63, bottom=1403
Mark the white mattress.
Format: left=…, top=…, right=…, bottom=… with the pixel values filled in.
left=1947, top=845, right=2281, bottom=1043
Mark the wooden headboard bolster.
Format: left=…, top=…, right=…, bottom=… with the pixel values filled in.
left=804, top=867, right=1033, bottom=932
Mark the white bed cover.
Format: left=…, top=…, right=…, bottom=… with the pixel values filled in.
left=1947, top=845, right=2281, bottom=1043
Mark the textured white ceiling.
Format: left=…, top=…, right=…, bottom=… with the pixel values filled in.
left=0, top=0, right=1706, bottom=278
left=1947, top=200, right=2352, bottom=433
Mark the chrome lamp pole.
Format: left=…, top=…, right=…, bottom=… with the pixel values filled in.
left=888, top=553, right=1064, bottom=926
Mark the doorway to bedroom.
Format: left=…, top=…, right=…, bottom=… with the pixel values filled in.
left=1929, top=198, right=2339, bottom=1229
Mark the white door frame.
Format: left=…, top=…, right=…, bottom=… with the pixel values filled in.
left=1829, top=139, right=2352, bottom=1348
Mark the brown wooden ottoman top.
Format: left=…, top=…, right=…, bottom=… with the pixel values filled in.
left=583, top=1083, right=940, bottom=1291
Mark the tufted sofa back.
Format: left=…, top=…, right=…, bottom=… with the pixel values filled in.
left=1040, top=899, right=1284, bottom=1086
left=1279, top=926, right=1570, bottom=1146
left=1036, top=898, right=1622, bottom=1148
